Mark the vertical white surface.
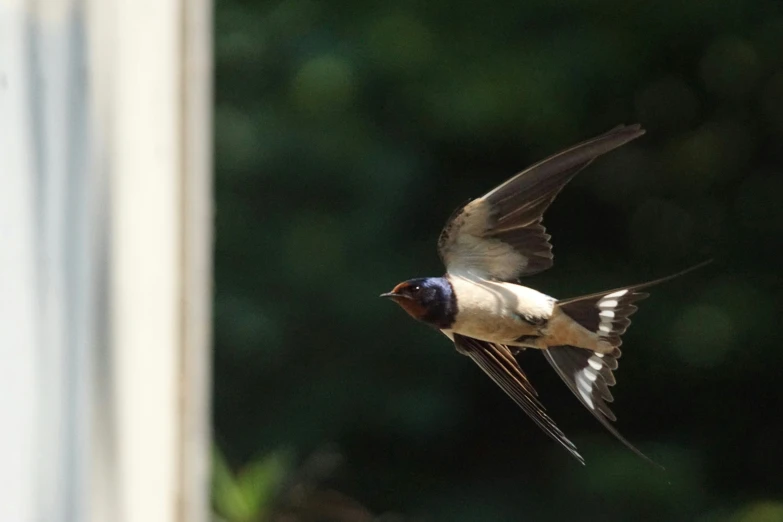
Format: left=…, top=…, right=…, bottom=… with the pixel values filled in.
left=35, top=1, right=89, bottom=519
left=180, top=0, right=214, bottom=520
left=105, top=0, right=214, bottom=520
left=0, top=0, right=213, bottom=519
left=0, top=4, right=39, bottom=521
left=2, top=1, right=96, bottom=520
left=84, top=2, right=117, bottom=521
left=110, top=0, right=182, bottom=519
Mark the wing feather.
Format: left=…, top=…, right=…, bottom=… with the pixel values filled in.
left=453, top=334, right=584, bottom=464
left=438, top=125, right=645, bottom=281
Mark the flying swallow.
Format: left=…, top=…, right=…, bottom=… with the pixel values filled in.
left=381, top=124, right=709, bottom=465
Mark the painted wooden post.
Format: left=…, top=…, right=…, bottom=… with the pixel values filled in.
left=0, top=5, right=41, bottom=522
left=0, top=0, right=212, bottom=520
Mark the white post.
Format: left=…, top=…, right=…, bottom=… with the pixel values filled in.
left=96, top=0, right=214, bottom=520
left=0, top=4, right=40, bottom=521
left=0, top=0, right=213, bottom=519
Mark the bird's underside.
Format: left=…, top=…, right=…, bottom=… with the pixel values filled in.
left=444, top=276, right=620, bottom=353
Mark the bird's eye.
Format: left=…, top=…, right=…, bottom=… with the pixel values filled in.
left=410, top=285, right=421, bottom=293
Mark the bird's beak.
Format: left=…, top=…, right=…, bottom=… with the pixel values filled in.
left=380, top=291, right=410, bottom=300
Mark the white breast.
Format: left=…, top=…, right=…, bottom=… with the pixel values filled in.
left=445, top=274, right=555, bottom=344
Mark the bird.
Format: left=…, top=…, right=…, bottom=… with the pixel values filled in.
left=380, top=124, right=709, bottom=466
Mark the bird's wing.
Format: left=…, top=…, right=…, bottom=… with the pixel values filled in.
left=437, top=124, right=645, bottom=281
left=453, top=333, right=584, bottom=464
left=542, top=345, right=661, bottom=468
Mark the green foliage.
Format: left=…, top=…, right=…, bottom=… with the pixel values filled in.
left=212, top=449, right=290, bottom=522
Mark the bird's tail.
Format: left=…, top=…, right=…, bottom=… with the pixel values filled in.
left=556, top=260, right=712, bottom=351
left=545, top=260, right=711, bottom=467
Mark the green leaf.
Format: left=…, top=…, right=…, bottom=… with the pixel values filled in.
left=212, top=447, right=290, bottom=522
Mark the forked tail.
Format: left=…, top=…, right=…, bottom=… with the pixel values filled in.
left=545, top=260, right=712, bottom=467
left=557, top=260, right=712, bottom=351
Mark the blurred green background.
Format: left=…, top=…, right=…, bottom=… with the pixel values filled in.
left=211, top=0, right=783, bottom=520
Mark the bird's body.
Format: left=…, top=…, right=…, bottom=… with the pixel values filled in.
left=444, top=274, right=618, bottom=353
left=445, top=275, right=553, bottom=346
left=381, top=124, right=708, bottom=465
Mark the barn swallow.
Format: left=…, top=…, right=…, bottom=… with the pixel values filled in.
left=381, top=124, right=709, bottom=465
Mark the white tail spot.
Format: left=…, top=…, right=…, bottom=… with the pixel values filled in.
left=605, top=289, right=629, bottom=298
left=588, top=358, right=603, bottom=370
left=600, top=299, right=619, bottom=309
left=598, top=324, right=612, bottom=333
left=599, top=310, right=615, bottom=319
left=578, top=387, right=594, bottom=409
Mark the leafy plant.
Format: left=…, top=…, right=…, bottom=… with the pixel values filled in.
left=212, top=448, right=290, bottom=522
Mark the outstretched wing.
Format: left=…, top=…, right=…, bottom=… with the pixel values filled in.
left=453, top=334, right=584, bottom=464
left=437, top=125, right=645, bottom=281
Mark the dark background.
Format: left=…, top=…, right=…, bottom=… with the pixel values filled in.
left=212, top=1, right=783, bottom=520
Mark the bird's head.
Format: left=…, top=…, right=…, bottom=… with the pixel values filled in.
left=380, top=277, right=456, bottom=328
